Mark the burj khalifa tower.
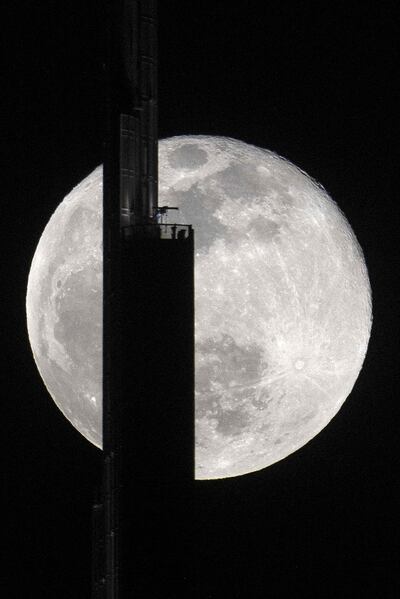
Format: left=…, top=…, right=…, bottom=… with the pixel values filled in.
left=92, top=1, right=195, bottom=597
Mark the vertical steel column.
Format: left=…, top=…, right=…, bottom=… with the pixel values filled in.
left=101, top=1, right=195, bottom=597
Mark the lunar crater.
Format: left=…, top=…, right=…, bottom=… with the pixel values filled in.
left=168, top=184, right=229, bottom=251
left=168, top=144, right=208, bottom=169
left=248, top=216, right=281, bottom=242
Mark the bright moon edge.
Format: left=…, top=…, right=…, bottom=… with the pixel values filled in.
left=26, top=135, right=372, bottom=480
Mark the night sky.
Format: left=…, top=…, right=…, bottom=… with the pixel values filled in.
left=3, top=2, right=399, bottom=597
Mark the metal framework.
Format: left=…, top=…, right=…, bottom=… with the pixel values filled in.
left=93, top=2, right=195, bottom=597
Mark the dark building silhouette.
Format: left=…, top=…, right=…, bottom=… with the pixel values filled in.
left=92, top=2, right=195, bottom=597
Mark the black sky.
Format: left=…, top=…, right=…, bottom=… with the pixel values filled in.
left=3, top=2, right=399, bottom=597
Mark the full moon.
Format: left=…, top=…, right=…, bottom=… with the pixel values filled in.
left=26, top=136, right=372, bottom=479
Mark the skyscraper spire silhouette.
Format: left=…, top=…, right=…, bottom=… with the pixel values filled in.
left=93, top=2, right=195, bottom=597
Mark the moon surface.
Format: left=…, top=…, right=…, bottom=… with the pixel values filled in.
left=26, top=135, right=372, bottom=479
